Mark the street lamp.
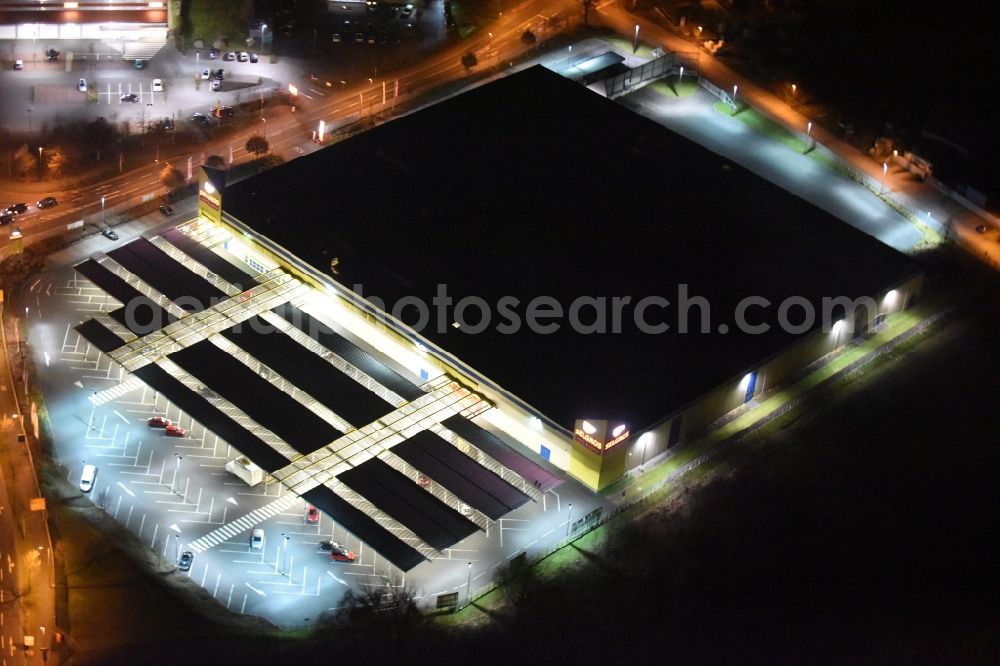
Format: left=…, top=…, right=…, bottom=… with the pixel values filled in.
left=261, top=24, right=267, bottom=52
left=101, top=196, right=105, bottom=225
left=632, top=24, right=640, bottom=53
left=879, top=161, right=889, bottom=195
left=566, top=503, right=573, bottom=537
left=173, top=534, right=180, bottom=565
left=466, top=561, right=473, bottom=603
left=37, top=146, right=42, bottom=178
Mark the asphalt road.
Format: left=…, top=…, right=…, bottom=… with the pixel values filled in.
left=0, top=300, right=56, bottom=665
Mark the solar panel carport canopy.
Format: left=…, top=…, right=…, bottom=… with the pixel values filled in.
left=161, top=226, right=256, bottom=287
left=68, top=226, right=565, bottom=573
left=220, top=316, right=395, bottom=428
left=393, top=430, right=531, bottom=520
left=273, top=302, right=425, bottom=402
left=337, top=457, right=479, bottom=551
left=168, top=340, right=343, bottom=455
left=74, top=259, right=176, bottom=334
left=107, top=238, right=226, bottom=311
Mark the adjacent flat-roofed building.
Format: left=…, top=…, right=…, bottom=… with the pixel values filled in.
left=204, top=65, right=923, bottom=491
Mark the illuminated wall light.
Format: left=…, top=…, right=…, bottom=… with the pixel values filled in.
left=414, top=343, right=427, bottom=354
left=581, top=420, right=597, bottom=435
left=64, top=2, right=79, bottom=8
left=148, top=1, right=164, bottom=7
left=884, top=289, right=898, bottom=304
left=738, top=372, right=753, bottom=390
left=638, top=432, right=653, bottom=446
left=203, top=181, right=216, bottom=194
left=530, top=416, right=542, bottom=430
left=612, top=424, right=626, bottom=437
left=831, top=319, right=845, bottom=333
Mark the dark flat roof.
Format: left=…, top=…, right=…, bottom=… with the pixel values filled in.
left=225, top=65, right=921, bottom=431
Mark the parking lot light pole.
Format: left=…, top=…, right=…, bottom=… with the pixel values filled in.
left=466, top=561, right=472, bottom=603
left=101, top=196, right=105, bottom=225
left=633, top=24, right=639, bottom=53
left=173, top=454, right=182, bottom=494
left=281, top=533, right=289, bottom=575
left=173, top=534, right=180, bottom=565
left=566, top=502, right=573, bottom=537
left=87, top=390, right=97, bottom=430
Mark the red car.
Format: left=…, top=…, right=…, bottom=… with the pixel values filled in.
left=305, top=504, right=320, bottom=524
left=165, top=424, right=188, bottom=437
left=329, top=544, right=356, bottom=562
left=148, top=416, right=171, bottom=428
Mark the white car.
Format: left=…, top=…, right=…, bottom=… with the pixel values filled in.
left=210, top=79, right=221, bottom=91
left=238, top=51, right=249, bottom=62
left=79, top=464, right=97, bottom=492
left=78, top=78, right=87, bottom=92
left=250, top=528, right=265, bottom=550
left=201, top=68, right=210, bottom=80
left=152, top=78, right=163, bottom=92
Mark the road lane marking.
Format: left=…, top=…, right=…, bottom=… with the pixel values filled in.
left=117, top=481, right=135, bottom=497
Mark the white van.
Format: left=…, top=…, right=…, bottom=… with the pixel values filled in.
left=79, top=464, right=97, bottom=492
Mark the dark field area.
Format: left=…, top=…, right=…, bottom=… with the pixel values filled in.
left=83, top=257, right=1000, bottom=664
left=714, top=0, right=1000, bottom=189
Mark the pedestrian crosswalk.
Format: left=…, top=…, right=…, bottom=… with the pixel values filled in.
left=89, top=376, right=144, bottom=406
left=186, top=493, right=300, bottom=553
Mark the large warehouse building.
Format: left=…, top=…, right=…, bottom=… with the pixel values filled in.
left=192, top=65, right=923, bottom=491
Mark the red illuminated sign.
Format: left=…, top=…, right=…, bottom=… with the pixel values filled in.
left=573, top=427, right=630, bottom=455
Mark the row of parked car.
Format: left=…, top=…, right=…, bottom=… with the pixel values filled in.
left=209, top=47, right=258, bottom=63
